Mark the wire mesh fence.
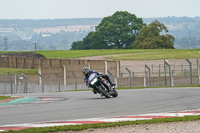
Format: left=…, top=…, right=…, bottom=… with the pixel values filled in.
left=1, top=59, right=200, bottom=94
left=0, top=73, right=88, bottom=94
left=117, top=63, right=200, bottom=87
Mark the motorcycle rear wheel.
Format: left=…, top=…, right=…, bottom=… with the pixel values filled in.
left=111, top=89, right=118, bottom=97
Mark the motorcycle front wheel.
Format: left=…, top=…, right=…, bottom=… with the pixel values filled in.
left=97, top=85, right=110, bottom=98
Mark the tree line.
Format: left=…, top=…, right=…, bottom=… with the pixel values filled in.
left=71, top=11, right=175, bottom=50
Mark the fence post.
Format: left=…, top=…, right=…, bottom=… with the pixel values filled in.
left=63, top=65, right=66, bottom=85
left=88, top=62, right=91, bottom=70
left=164, top=60, right=172, bottom=86
left=164, top=60, right=167, bottom=86
left=15, top=75, right=18, bottom=94
left=8, top=72, right=13, bottom=94
left=117, top=61, right=120, bottom=78
left=39, top=74, right=44, bottom=93
left=72, top=73, right=77, bottom=90
left=22, top=73, right=29, bottom=93
left=144, top=71, right=146, bottom=87
left=38, top=66, right=42, bottom=86
left=198, top=66, right=200, bottom=85
left=105, top=61, right=108, bottom=75
left=145, top=65, right=151, bottom=87
left=55, top=73, right=61, bottom=92
left=172, top=70, right=174, bottom=86
left=125, top=68, right=132, bottom=87
left=186, top=59, right=192, bottom=85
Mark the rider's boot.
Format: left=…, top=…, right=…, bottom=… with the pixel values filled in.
left=108, top=79, right=116, bottom=86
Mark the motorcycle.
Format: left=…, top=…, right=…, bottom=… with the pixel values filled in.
left=88, top=73, right=118, bottom=98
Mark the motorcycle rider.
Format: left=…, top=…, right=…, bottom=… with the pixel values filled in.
left=82, top=67, right=116, bottom=94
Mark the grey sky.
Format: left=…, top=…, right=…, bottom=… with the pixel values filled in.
left=0, top=0, right=199, bottom=19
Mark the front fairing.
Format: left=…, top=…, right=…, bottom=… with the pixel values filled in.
left=88, top=73, right=99, bottom=88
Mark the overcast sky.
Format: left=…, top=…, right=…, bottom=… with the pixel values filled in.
left=0, top=0, right=199, bottom=19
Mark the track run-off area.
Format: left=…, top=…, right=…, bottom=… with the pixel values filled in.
left=1, top=87, right=200, bottom=131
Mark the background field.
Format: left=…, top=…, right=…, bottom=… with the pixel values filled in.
left=1, top=49, right=200, bottom=60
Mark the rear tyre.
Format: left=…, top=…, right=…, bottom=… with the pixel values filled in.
left=111, top=89, right=118, bottom=97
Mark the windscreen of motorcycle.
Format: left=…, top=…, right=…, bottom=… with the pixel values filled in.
left=88, top=73, right=96, bottom=81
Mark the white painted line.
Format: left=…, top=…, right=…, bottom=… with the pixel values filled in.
left=28, top=123, right=81, bottom=127
left=97, top=118, right=152, bottom=122
left=1, top=109, right=200, bottom=131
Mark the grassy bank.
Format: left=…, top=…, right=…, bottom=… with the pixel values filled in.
left=1, top=49, right=200, bottom=60
left=31, top=49, right=200, bottom=60
left=0, top=68, right=38, bottom=75
left=0, top=96, right=12, bottom=101
left=108, top=49, right=200, bottom=60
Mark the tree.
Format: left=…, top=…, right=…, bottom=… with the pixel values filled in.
left=132, top=20, right=175, bottom=49
left=71, top=11, right=145, bottom=50
left=70, top=41, right=83, bottom=50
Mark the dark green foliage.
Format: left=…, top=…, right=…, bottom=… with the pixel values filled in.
left=132, top=20, right=175, bottom=49
left=71, top=11, right=146, bottom=50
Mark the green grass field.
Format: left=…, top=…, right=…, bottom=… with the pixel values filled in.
left=108, top=49, right=200, bottom=60
left=0, top=68, right=38, bottom=75
left=1, top=49, right=200, bottom=60
left=0, top=49, right=199, bottom=74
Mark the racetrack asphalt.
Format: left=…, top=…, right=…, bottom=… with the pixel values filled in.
left=1, top=87, right=200, bottom=126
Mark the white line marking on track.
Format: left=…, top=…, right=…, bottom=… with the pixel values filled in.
left=1, top=109, right=200, bottom=132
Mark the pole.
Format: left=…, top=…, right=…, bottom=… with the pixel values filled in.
left=55, top=73, right=61, bottom=92
left=63, top=65, right=67, bottom=85
left=72, top=73, right=77, bottom=90
left=105, top=61, right=108, bottom=75
left=22, top=73, right=28, bottom=93
left=125, top=68, right=132, bottom=87
left=15, top=75, right=18, bottom=94
left=33, top=43, right=37, bottom=51
left=8, top=72, right=13, bottom=94
left=39, top=74, right=44, bottom=93
left=186, top=59, right=192, bottom=85
left=145, top=65, right=151, bottom=87
left=164, top=61, right=172, bottom=86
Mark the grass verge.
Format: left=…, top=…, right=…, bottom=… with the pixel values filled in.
left=0, top=96, right=12, bottom=101
left=0, top=68, right=38, bottom=75
left=107, top=49, right=200, bottom=60
left=1, top=49, right=200, bottom=60
left=3, top=115, right=200, bottom=133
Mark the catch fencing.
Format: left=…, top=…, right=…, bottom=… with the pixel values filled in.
left=0, top=73, right=88, bottom=94
left=0, top=59, right=200, bottom=94
left=117, top=59, right=200, bottom=87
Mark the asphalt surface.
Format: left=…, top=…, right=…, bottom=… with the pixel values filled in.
left=1, top=87, right=200, bottom=125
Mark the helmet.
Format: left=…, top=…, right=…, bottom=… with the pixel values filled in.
left=82, top=67, right=90, bottom=75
